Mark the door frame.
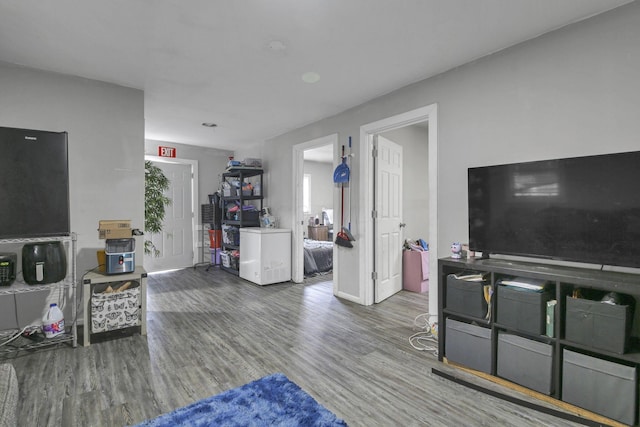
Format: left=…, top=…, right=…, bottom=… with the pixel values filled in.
left=145, top=155, right=199, bottom=267
left=291, top=133, right=339, bottom=284
left=359, top=104, right=438, bottom=315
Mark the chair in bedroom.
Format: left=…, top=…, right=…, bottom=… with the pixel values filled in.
left=322, top=208, right=334, bottom=241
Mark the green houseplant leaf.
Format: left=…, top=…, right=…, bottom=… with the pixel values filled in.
left=144, top=160, right=171, bottom=256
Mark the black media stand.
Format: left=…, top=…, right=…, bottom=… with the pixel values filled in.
left=438, top=256, right=640, bottom=426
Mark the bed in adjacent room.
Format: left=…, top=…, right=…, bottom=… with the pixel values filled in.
left=303, top=238, right=333, bottom=277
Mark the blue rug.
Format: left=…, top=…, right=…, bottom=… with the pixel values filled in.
left=134, top=373, right=348, bottom=427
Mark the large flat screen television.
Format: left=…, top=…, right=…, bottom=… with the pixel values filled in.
left=468, top=151, right=640, bottom=268
left=0, top=126, right=70, bottom=239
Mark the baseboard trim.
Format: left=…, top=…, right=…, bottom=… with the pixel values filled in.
left=431, top=368, right=613, bottom=427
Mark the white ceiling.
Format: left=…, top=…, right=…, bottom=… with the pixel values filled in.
left=0, top=1, right=631, bottom=151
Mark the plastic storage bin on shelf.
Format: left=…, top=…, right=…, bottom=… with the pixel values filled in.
left=222, top=225, right=240, bottom=246
left=220, top=251, right=231, bottom=268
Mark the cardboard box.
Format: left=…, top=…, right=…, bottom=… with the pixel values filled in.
left=565, top=296, right=632, bottom=354
left=445, top=318, right=492, bottom=374
left=98, top=220, right=132, bottom=239
left=497, top=332, right=554, bottom=395
left=562, top=349, right=637, bottom=425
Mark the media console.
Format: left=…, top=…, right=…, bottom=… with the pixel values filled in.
left=438, top=256, right=640, bottom=426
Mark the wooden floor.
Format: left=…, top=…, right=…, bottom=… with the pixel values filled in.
left=6, top=267, right=588, bottom=427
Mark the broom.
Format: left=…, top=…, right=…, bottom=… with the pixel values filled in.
left=334, top=145, right=352, bottom=248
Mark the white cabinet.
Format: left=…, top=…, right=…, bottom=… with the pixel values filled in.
left=239, top=228, right=291, bottom=285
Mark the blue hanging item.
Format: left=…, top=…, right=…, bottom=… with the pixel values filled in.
left=333, top=148, right=350, bottom=183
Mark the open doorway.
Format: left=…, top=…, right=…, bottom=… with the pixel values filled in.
left=357, top=104, right=438, bottom=319
left=291, top=134, right=339, bottom=287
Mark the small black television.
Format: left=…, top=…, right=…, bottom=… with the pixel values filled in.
left=0, top=126, right=70, bottom=239
left=468, top=151, right=640, bottom=268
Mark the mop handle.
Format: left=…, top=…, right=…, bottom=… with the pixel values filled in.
left=340, top=145, right=345, bottom=227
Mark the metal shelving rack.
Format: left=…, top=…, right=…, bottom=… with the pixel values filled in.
left=0, top=233, right=77, bottom=356
left=220, top=168, right=263, bottom=276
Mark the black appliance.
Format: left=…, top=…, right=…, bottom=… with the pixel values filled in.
left=22, top=242, right=67, bottom=285
left=0, top=126, right=70, bottom=239
left=0, top=253, right=17, bottom=286
left=468, top=150, right=640, bottom=268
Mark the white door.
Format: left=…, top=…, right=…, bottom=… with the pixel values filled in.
left=144, top=161, right=194, bottom=272
left=374, top=135, right=404, bottom=303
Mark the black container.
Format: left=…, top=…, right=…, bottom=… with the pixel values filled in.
left=446, top=273, right=488, bottom=318
left=22, top=241, right=67, bottom=285
left=497, top=332, right=554, bottom=395
left=497, top=285, right=552, bottom=335
left=562, top=349, right=637, bottom=425
left=445, top=318, right=492, bottom=374
left=0, top=253, right=17, bottom=286
left=565, top=296, right=633, bottom=354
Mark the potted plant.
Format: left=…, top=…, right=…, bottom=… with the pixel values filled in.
left=144, top=160, right=171, bottom=256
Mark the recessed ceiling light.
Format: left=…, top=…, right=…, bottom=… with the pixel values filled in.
left=302, top=72, right=320, bottom=84
left=202, top=122, right=217, bottom=127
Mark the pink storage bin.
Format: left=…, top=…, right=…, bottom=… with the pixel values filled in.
left=403, top=250, right=428, bottom=292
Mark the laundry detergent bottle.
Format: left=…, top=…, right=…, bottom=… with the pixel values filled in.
left=42, top=303, right=65, bottom=338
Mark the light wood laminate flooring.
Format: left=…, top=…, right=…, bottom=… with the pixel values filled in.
left=6, top=268, right=586, bottom=426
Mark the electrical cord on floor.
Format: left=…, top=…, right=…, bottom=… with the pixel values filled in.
left=409, top=313, right=438, bottom=357
left=0, top=326, right=30, bottom=347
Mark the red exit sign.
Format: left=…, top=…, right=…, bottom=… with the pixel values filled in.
left=158, top=146, right=176, bottom=158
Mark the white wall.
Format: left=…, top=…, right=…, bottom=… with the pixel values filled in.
left=0, top=61, right=144, bottom=325
left=303, top=160, right=333, bottom=229
left=381, top=125, right=429, bottom=242
left=261, top=2, right=640, bottom=303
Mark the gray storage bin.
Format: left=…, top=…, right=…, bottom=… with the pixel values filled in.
left=497, top=332, right=553, bottom=395
left=446, top=274, right=487, bottom=318
left=497, top=285, right=552, bottom=335
left=562, top=349, right=637, bottom=425
left=445, top=318, right=491, bottom=374
left=565, top=296, right=632, bottom=354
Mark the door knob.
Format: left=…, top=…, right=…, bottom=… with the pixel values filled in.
left=399, top=223, right=406, bottom=228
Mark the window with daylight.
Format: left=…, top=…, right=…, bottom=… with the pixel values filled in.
left=303, top=174, right=311, bottom=214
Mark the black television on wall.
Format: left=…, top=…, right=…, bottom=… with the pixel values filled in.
left=468, top=151, right=640, bottom=269
left=0, top=126, right=70, bottom=239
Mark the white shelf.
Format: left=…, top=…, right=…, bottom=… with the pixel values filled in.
left=0, top=233, right=77, bottom=357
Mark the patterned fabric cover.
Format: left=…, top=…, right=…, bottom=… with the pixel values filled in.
left=0, top=363, right=17, bottom=427
left=91, top=286, right=141, bottom=333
